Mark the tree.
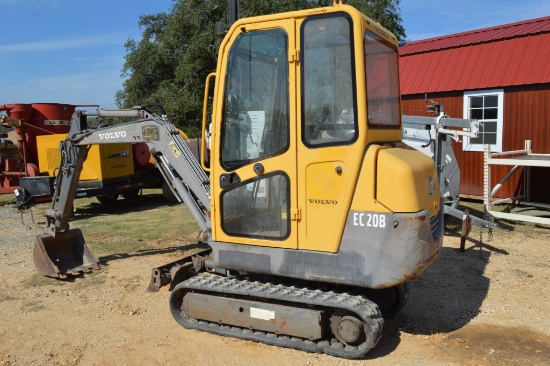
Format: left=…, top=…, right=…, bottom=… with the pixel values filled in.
left=117, top=0, right=226, bottom=136
left=117, top=0, right=406, bottom=136
left=238, top=1, right=406, bottom=44
left=345, top=0, right=405, bottom=44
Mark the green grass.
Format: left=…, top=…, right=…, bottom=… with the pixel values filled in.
left=69, top=273, right=107, bottom=290
left=20, top=273, right=66, bottom=288
left=0, top=293, right=17, bottom=302
left=0, top=193, right=15, bottom=206
left=20, top=271, right=107, bottom=290
left=69, top=189, right=201, bottom=256
left=21, top=299, right=45, bottom=313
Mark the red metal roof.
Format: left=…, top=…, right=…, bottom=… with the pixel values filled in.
left=400, top=16, right=550, bottom=95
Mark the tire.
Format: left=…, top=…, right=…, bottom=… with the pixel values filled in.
left=382, top=282, right=410, bottom=318
left=161, top=181, right=179, bottom=203
left=96, top=194, right=119, bottom=204
left=364, top=282, right=410, bottom=318
left=121, top=189, right=140, bottom=200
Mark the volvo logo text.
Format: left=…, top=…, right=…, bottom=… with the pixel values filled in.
left=308, top=199, right=337, bottom=205
left=98, top=131, right=127, bottom=139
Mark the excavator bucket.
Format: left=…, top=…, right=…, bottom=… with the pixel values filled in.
left=33, top=228, right=99, bottom=278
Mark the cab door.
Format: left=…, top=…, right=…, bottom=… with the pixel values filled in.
left=212, top=19, right=298, bottom=249
left=296, top=13, right=362, bottom=252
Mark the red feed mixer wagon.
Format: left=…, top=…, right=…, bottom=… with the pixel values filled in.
left=0, top=103, right=75, bottom=194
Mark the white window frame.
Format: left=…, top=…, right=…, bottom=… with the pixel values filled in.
left=462, top=89, right=504, bottom=152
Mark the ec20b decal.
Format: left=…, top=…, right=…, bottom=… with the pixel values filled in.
left=352, top=212, right=386, bottom=228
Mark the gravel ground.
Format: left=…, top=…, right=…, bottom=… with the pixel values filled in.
left=0, top=196, right=549, bottom=366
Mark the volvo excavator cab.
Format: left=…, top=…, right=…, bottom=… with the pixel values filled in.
left=33, top=2, right=443, bottom=359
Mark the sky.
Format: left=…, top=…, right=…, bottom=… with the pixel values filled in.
left=1, top=0, right=549, bottom=110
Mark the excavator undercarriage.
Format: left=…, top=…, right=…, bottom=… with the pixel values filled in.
left=171, top=275, right=384, bottom=359
left=154, top=244, right=410, bottom=358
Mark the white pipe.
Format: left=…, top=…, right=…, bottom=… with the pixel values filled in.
left=437, top=127, right=478, bottom=138
left=492, top=195, right=527, bottom=205
left=95, top=109, right=143, bottom=118
left=489, top=149, right=529, bottom=157
left=491, top=165, right=521, bottom=197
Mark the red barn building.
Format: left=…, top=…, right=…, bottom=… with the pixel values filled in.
left=400, top=16, right=550, bottom=202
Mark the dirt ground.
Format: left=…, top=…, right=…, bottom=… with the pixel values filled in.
left=0, top=195, right=549, bottom=366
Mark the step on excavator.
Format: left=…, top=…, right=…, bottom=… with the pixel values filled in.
left=33, top=1, right=443, bottom=358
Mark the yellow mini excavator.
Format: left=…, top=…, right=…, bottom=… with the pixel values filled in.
left=33, top=1, right=443, bottom=358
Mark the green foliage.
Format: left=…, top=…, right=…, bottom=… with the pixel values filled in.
left=239, top=1, right=406, bottom=43
left=349, top=0, right=405, bottom=43
left=117, top=0, right=406, bottom=137
left=117, top=0, right=226, bottom=136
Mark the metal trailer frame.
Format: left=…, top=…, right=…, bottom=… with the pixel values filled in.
left=13, top=171, right=161, bottom=208
left=484, top=140, right=550, bottom=225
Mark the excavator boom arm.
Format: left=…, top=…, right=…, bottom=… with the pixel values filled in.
left=35, top=108, right=211, bottom=278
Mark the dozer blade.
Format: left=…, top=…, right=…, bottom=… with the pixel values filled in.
left=33, top=228, right=100, bottom=278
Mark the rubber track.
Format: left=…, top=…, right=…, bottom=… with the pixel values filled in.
left=169, top=275, right=384, bottom=359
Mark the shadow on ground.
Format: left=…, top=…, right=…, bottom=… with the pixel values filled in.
left=98, top=242, right=208, bottom=267
left=71, top=192, right=176, bottom=220
left=369, top=244, right=494, bottom=358
left=368, top=206, right=514, bottom=359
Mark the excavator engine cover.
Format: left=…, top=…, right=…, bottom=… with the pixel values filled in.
left=33, top=229, right=99, bottom=278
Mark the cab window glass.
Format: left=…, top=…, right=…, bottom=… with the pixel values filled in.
left=364, top=30, right=400, bottom=128
left=221, top=29, right=289, bottom=171
left=222, top=172, right=290, bottom=240
left=301, top=14, right=357, bottom=147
